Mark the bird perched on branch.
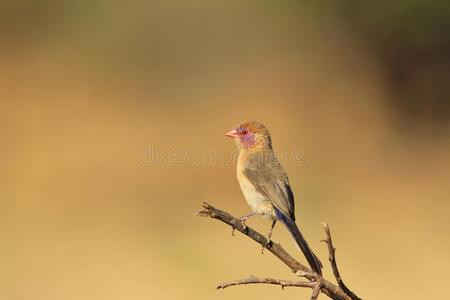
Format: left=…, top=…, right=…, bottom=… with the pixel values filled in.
left=225, top=121, right=322, bottom=275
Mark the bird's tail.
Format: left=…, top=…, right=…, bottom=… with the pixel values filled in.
left=276, top=210, right=323, bottom=275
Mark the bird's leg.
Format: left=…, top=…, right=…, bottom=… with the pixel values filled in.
left=237, top=212, right=258, bottom=229
left=231, top=212, right=257, bottom=235
left=267, top=219, right=277, bottom=240
left=261, top=219, right=277, bottom=254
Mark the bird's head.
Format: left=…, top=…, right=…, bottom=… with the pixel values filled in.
left=225, top=121, right=272, bottom=150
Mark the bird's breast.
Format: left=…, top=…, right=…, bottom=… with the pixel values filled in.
left=237, top=165, right=275, bottom=219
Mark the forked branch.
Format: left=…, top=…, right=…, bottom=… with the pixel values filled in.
left=197, top=202, right=361, bottom=300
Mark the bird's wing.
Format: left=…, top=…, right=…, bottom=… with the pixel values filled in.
left=244, top=152, right=296, bottom=220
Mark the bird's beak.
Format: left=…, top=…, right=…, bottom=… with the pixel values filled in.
left=225, top=129, right=239, bottom=138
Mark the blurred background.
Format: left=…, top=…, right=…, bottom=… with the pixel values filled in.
left=1, top=1, right=449, bottom=299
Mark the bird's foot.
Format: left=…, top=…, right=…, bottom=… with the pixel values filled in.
left=236, top=216, right=249, bottom=231
left=261, top=219, right=276, bottom=254
left=260, top=237, right=272, bottom=254
left=231, top=215, right=251, bottom=236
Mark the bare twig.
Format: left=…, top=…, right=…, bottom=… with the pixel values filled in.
left=321, top=223, right=361, bottom=300
left=197, top=202, right=313, bottom=276
left=198, top=202, right=360, bottom=300
left=217, top=275, right=315, bottom=290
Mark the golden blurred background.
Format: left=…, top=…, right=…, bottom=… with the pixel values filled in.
left=1, top=1, right=449, bottom=299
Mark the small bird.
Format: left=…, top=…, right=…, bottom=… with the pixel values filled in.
left=225, top=121, right=322, bottom=275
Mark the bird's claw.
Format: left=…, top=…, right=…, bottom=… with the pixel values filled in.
left=236, top=217, right=249, bottom=231
left=260, top=235, right=272, bottom=254
left=231, top=217, right=249, bottom=236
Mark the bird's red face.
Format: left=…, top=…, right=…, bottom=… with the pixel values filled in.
left=225, top=121, right=271, bottom=149
left=225, top=126, right=255, bottom=148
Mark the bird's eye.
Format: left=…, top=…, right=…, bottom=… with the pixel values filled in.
left=241, top=129, right=248, bottom=135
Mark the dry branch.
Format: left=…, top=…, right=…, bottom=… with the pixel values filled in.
left=321, top=224, right=362, bottom=300
left=217, top=275, right=316, bottom=290
left=197, top=202, right=361, bottom=300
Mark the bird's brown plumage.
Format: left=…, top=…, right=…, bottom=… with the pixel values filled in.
left=227, top=121, right=323, bottom=275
